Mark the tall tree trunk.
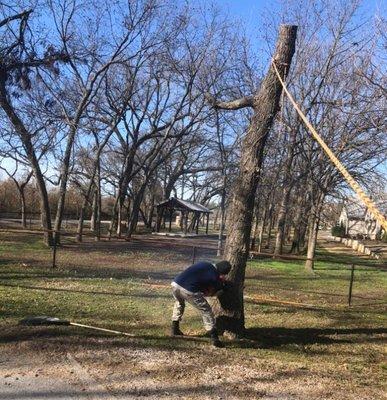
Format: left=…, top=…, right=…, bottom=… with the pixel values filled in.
left=53, top=123, right=78, bottom=244
left=212, top=25, right=297, bottom=336
left=76, top=178, right=95, bottom=242
left=265, top=204, right=275, bottom=250
left=250, top=196, right=261, bottom=250
left=147, top=192, right=156, bottom=229
left=213, top=208, right=219, bottom=230
left=305, top=213, right=319, bottom=272
left=0, top=74, right=53, bottom=245
left=305, top=194, right=324, bottom=271
left=90, top=189, right=97, bottom=232
left=76, top=207, right=85, bottom=242
left=95, top=166, right=102, bottom=241
left=217, top=177, right=227, bottom=256
left=126, top=184, right=147, bottom=238
left=273, top=185, right=292, bottom=255
left=117, top=199, right=123, bottom=237
left=19, top=189, right=27, bottom=229
left=274, top=131, right=297, bottom=255
left=110, top=147, right=138, bottom=237
left=290, top=200, right=303, bottom=254
left=257, top=206, right=267, bottom=253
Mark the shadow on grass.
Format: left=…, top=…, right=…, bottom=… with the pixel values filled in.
left=244, top=281, right=385, bottom=302
left=0, top=325, right=211, bottom=353
left=0, top=265, right=175, bottom=282
left=238, top=326, right=387, bottom=349
left=0, top=282, right=170, bottom=299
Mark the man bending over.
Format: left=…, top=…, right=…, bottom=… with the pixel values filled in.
left=171, top=260, right=232, bottom=348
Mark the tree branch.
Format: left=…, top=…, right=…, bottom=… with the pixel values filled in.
left=204, top=92, right=254, bottom=110
left=0, top=9, right=32, bottom=29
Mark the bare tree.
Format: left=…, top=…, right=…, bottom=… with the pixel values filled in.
left=207, top=25, right=297, bottom=336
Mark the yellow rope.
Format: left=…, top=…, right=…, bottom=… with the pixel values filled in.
left=272, top=61, right=387, bottom=232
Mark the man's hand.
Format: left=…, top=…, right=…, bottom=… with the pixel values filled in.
left=222, top=280, right=233, bottom=292
left=203, top=287, right=217, bottom=297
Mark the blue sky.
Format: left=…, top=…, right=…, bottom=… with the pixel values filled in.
left=1, top=0, right=386, bottom=181
left=211, top=0, right=387, bottom=181
left=212, top=0, right=386, bottom=37
left=208, top=0, right=387, bottom=72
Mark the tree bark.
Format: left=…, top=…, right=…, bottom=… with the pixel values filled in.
left=76, top=207, right=85, bottom=243
left=0, top=70, right=53, bottom=245
left=305, top=194, right=324, bottom=272
left=90, top=189, right=97, bottom=232
left=274, top=131, right=297, bottom=255
left=290, top=200, right=303, bottom=254
left=250, top=196, right=261, bottom=250
left=94, top=162, right=102, bottom=241
left=264, top=204, right=275, bottom=250
left=53, top=123, right=79, bottom=244
left=126, top=183, right=147, bottom=238
left=212, top=25, right=297, bottom=336
left=273, top=185, right=292, bottom=255
left=217, top=176, right=227, bottom=256
left=305, top=212, right=319, bottom=272
left=257, top=206, right=267, bottom=253
left=20, top=189, right=27, bottom=229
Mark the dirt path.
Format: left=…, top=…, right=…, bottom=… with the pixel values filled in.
left=2, top=333, right=383, bottom=400
left=317, top=231, right=375, bottom=262
left=0, top=346, right=138, bottom=399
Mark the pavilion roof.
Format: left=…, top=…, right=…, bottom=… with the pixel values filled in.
left=156, top=197, right=211, bottom=213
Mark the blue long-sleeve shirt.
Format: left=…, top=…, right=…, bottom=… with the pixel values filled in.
left=173, top=261, right=223, bottom=293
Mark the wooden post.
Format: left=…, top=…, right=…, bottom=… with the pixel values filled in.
left=195, top=212, right=199, bottom=234
left=206, top=213, right=209, bottom=234
left=348, top=264, right=355, bottom=306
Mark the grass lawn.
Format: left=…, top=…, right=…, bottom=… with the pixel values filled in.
left=0, top=229, right=386, bottom=399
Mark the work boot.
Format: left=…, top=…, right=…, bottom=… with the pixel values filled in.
left=209, top=328, right=225, bottom=348
left=171, top=321, right=184, bottom=336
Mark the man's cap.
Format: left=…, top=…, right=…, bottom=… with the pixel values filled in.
left=215, top=260, right=231, bottom=274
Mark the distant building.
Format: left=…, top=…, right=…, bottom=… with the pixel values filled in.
left=338, top=196, right=387, bottom=239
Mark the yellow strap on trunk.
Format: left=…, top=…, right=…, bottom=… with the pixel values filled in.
left=272, top=61, right=387, bottom=232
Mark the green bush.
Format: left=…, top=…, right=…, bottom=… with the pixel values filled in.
left=331, top=223, right=346, bottom=237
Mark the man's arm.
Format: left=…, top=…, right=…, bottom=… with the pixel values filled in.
left=203, top=276, right=232, bottom=297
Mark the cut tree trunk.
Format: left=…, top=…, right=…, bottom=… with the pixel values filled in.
left=212, top=25, right=297, bottom=336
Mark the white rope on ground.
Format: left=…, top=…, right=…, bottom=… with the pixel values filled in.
left=272, top=60, right=387, bottom=232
